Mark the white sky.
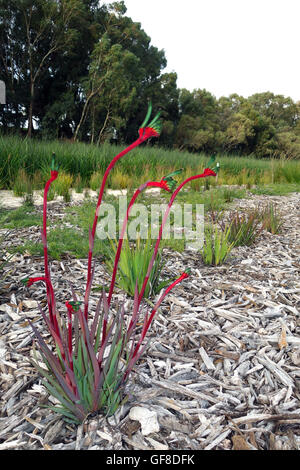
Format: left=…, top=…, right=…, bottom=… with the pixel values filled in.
left=120, top=0, right=300, bottom=102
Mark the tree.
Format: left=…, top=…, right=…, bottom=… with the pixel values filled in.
left=273, top=131, right=300, bottom=159
left=87, top=40, right=141, bottom=144
left=38, top=0, right=103, bottom=139
left=73, top=1, right=167, bottom=143
left=225, top=112, right=255, bottom=152
left=0, top=0, right=83, bottom=136
left=175, top=88, right=218, bottom=152
left=151, top=72, right=179, bottom=147
left=249, top=92, right=299, bottom=130
left=0, top=1, right=28, bottom=129
left=24, top=0, right=83, bottom=137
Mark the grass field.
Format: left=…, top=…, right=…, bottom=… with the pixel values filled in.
left=1, top=134, right=299, bottom=260
left=1, top=135, right=300, bottom=194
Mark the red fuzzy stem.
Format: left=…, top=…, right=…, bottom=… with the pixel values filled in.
left=137, top=170, right=216, bottom=306
left=43, top=171, right=58, bottom=328
left=107, top=179, right=171, bottom=306
left=84, top=137, right=146, bottom=320
left=107, top=185, right=144, bottom=306
left=134, top=274, right=188, bottom=357
left=66, top=309, right=73, bottom=370
left=27, top=276, right=59, bottom=334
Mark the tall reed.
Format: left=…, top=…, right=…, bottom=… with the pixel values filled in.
left=1, top=134, right=299, bottom=191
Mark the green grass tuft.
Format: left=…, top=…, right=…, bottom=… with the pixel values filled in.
left=0, top=205, right=42, bottom=229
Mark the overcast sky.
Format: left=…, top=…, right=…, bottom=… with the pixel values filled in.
left=121, top=0, right=299, bottom=102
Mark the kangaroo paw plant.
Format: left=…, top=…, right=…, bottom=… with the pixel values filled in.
left=23, top=103, right=219, bottom=424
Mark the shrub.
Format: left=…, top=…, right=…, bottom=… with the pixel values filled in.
left=73, top=175, right=85, bottom=193
left=110, top=169, right=133, bottom=190
left=221, top=187, right=243, bottom=203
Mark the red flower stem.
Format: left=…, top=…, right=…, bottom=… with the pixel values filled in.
left=84, top=136, right=147, bottom=320
left=135, top=274, right=188, bottom=354
left=137, top=171, right=216, bottom=307
left=43, top=171, right=58, bottom=328
left=100, top=306, right=109, bottom=349
left=66, top=309, right=73, bottom=370
left=105, top=182, right=148, bottom=351
left=109, top=172, right=214, bottom=336
left=40, top=312, right=75, bottom=391
left=107, top=182, right=149, bottom=306
left=146, top=182, right=165, bottom=189
left=30, top=312, right=77, bottom=396
left=124, top=272, right=189, bottom=380
left=107, top=179, right=171, bottom=306
left=27, top=277, right=59, bottom=334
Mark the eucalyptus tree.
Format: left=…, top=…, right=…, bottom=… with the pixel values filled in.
left=74, top=1, right=168, bottom=143
left=175, top=88, right=219, bottom=152
left=0, top=0, right=83, bottom=136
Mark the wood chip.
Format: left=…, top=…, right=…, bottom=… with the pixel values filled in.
left=199, top=347, right=216, bottom=370
left=278, top=326, right=287, bottom=350
left=232, top=435, right=252, bottom=450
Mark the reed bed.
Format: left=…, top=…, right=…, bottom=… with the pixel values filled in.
left=0, top=135, right=300, bottom=192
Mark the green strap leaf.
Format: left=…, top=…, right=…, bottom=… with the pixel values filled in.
left=207, top=155, right=216, bottom=168
left=51, top=153, right=59, bottom=171
left=163, top=169, right=183, bottom=179
left=140, top=101, right=153, bottom=129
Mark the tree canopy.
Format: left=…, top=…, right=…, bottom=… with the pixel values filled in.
left=0, top=0, right=299, bottom=158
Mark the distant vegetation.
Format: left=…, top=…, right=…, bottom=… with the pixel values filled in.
left=0, top=1, right=299, bottom=159
left=0, top=135, right=300, bottom=194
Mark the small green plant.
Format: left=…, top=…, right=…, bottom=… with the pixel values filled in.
left=106, top=234, right=171, bottom=299
left=12, top=168, right=33, bottom=201
left=201, top=224, right=234, bottom=266
left=280, top=161, right=300, bottom=184
left=47, top=184, right=56, bottom=201
left=74, top=175, right=85, bottom=193
left=223, top=209, right=263, bottom=247
left=260, top=203, right=283, bottom=234
left=110, top=169, right=133, bottom=190
left=89, top=171, right=104, bottom=191
left=32, top=170, right=45, bottom=190
left=53, top=171, right=73, bottom=202
left=222, top=187, right=235, bottom=203
left=221, top=187, right=247, bottom=202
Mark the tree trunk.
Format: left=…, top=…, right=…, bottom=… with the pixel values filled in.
left=96, top=107, right=111, bottom=146
left=90, top=103, right=95, bottom=144
left=74, top=92, right=95, bottom=141
left=27, top=81, right=34, bottom=138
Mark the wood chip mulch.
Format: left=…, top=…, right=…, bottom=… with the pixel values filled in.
left=0, top=191, right=299, bottom=450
